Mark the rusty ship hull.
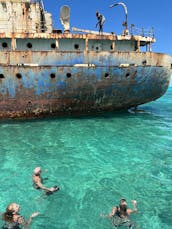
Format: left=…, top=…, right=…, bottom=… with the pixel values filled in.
left=0, top=0, right=171, bottom=119
left=0, top=50, right=171, bottom=119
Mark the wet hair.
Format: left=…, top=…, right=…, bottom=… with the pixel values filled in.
left=2, top=204, right=15, bottom=223
left=119, top=199, right=128, bottom=216
left=119, top=198, right=127, bottom=205
left=120, top=198, right=126, bottom=202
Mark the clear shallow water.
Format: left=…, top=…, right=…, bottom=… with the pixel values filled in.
left=0, top=88, right=172, bottom=229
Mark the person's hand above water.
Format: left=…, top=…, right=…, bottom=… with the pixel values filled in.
left=49, top=186, right=59, bottom=192
left=131, top=200, right=137, bottom=205
left=31, top=212, right=39, bottom=218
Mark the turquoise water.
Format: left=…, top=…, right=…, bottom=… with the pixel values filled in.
left=0, top=88, right=172, bottom=229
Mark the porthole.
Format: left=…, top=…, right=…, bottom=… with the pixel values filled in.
left=50, top=73, right=56, bottom=78
left=74, top=44, right=79, bottom=50
left=2, top=42, right=8, bottom=48
left=16, top=73, right=22, bottom=79
left=66, top=73, right=71, bottom=78
left=51, top=43, right=56, bottom=49
left=142, top=60, right=147, bottom=65
left=96, top=47, right=99, bottom=51
left=0, top=73, right=5, bottom=79
left=27, top=43, right=32, bottom=48
left=104, top=73, right=109, bottom=78
left=126, top=73, right=130, bottom=78
left=2, top=42, right=7, bottom=48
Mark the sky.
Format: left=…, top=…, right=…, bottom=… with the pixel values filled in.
left=42, top=0, right=172, bottom=85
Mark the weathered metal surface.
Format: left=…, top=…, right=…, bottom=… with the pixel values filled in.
left=0, top=32, right=156, bottom=42
left=0, top=52, right=171, bottom=119
left=0, top=0, right=171, bottom=119
left=0, top=51, right=170, bottom=66
left=0, top=0, right=52, bottom=33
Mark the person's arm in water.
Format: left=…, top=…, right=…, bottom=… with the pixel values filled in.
left=34, top=176, right=56, bottom=192
left=26, top=212, right=39, bottom=228
left=14, top=212, right=39, bottom=229
left=127, top=200, right=138, bottom=215
left=33, top=175, right=57, bottom=192
left=109, top=206, right=117, bottom=217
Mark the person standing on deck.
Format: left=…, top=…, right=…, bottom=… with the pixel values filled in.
left=96, top=11, right=105, bottom=33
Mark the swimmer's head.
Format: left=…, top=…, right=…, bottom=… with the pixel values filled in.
left=34, top=167, right=41, bottom=175
left=2, top=203, right=20, bottom=222
left=6, top=203, right=20, bottom=214
left=119, top=198, right=127, bottom=207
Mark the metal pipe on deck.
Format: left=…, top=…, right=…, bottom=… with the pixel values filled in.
left=110, top=2, right=129, bottom=35
left=72, top=27, right=113, bottom=35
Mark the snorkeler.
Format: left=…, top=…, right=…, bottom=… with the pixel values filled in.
left=32, top=167, right=59, bottom=195
left=101, top=198, right=137, bottom=228
left=2, top=203, right=39, bottom=229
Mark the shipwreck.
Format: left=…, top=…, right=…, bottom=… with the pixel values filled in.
left=0, top=0, right=171, bottom=119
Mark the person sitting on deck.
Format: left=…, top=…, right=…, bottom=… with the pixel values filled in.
left=32, top=167, right=59, bottom=195
left=2, top=203, right=39, bottom=229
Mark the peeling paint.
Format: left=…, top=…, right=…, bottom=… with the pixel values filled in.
left=0, top=0, right=171, bottom=119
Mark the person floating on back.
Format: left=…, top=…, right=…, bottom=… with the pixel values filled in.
left=2, top=203, right=39, bottom=229
left=32, top=167, right=59, bottom=195
left=96, top=11, right=105, bottom=34
left=101, top=198, right=138, bottom=228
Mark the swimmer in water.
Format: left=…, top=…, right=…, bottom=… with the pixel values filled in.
left=101, top=198, right=138, bottom=228
left=2, top=203, right=39, bottom=229
left=109, top=198, right=137, bottom=218
left=32, top=167, right=59, bottom=195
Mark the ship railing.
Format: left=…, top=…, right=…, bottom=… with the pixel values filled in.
left=130, top=25, right=154, bottom=38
